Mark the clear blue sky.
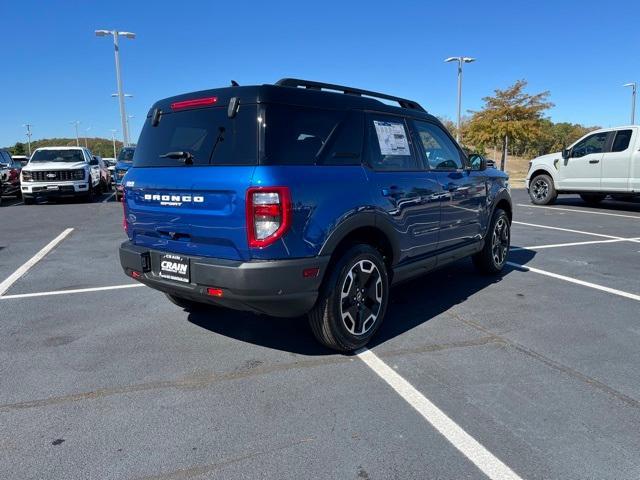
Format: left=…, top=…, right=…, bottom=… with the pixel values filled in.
left=2, top=0, right=638, bottom=148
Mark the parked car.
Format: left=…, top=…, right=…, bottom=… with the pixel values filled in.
left=118, top=78, right=512, bottom=352
left=0, top=150, right=22, bottom=205
left=94, top=155, right=112, bottom=192
left=11, top=155, right=30, bottom=167
left=103, top=157, right=117, bottom=181
left=527, top=126, right=640, bottom=205
left=114, top=147, right=135, bottom=201
left=20, top=147, right=102, bottom=204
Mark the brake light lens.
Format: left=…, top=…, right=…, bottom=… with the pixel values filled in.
left=170, top=96, right=217, bottom=110
left=246, top=187, right=291, bottom=248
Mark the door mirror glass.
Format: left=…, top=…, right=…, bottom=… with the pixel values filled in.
left=90, top=158, right=99, bottom=166
left=561, top=148, right=570, bottom=160
left=468, top=153, right=487, bottom=171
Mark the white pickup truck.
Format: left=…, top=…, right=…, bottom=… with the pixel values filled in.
left=526, top=126, right=640, bottom=205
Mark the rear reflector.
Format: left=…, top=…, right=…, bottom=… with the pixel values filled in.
left=170, top=96, right=218, bottom=110
left=131, top=270, right=142, bottom=279
left=303, top=267, right=320, bottom=278
left=207, top=287, right=223, bottom=297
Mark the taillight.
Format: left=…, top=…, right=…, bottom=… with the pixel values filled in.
left=246, top=187, right=291, bottom=248
left=122, top=189, right=128, bottom=233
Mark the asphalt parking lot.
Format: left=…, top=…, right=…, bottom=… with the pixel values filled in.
left=1, top=188, right=639, bottom=480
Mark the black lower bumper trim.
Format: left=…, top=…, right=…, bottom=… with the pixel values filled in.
left=119, top=241, right=330, bottom=317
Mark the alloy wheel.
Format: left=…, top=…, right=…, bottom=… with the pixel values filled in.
left=340, top=259, right=383, bottom=336
left=492, top=217, right=510, bottom=267
left=532, top=178, right=549, bottom=201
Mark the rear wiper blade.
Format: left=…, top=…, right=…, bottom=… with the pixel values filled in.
left=159, top=151, right=193, bottom=165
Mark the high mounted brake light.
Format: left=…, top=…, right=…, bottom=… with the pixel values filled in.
left=246, top=187, right=291, bottom=248
left=170, top=96, right=218, bottom=110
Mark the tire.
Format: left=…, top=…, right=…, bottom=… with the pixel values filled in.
left=165, top=293, right=205, bottom=312
left=83, top=183, right=95, bottom=203
left=23, top=196, right=35, bottom=205
left=580, top=193, right=606, bottom=205
left=308, top=244, right=389, bottom=352
left=529, top=174, right=557, bottom=205
left=473, top=208, right=511, bottom=274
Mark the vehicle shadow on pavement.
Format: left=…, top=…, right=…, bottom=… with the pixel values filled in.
left=552, top=196, right=640, bottom=213
left=187, top=249, right=536, bottom=355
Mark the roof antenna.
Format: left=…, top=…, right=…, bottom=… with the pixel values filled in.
left=231, top=80, right=239, bottom=87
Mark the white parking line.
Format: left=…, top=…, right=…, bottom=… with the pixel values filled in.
left=513, top=221, right=626, bottom=240
left=506, top=262, right=640, bottom=302
left=0, top=283, right=144, bottom=300
left=102, top=192, right=115, bottom=203
left=517, top=203, right=640, bottom=220
left=357, top=348, right=522, bottom=480
left=0, top=228, right=74, bottom=296
left=511, top=238, right=626, bottom=251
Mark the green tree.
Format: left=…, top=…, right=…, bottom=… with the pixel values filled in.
left=465, top=80, right=554, bottom=169
left=10, top=142, right=26, bottom=156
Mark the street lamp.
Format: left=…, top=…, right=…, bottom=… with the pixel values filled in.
left=623, top=82, right=636, bottom=125
left=110, top=129, right=118, bottom=158
left=23, top=124, right=33, bottom=156
left=84, top=127, right=91, bottom=148
left=70, top=121, right=81, bottom=146
left=112, top=93, right=133, bottom=141
left=126, top=115, right=135, bottom=144
left=95, top=29, right=136, bottom=146
left=445, top=56, right=476, bottom=143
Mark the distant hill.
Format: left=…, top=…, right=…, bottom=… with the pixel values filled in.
left=5, top=138, right=125, bottom=159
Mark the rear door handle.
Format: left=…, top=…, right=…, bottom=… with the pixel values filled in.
left=589, top=159, right=600, bottom=164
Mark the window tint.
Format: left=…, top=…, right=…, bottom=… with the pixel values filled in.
left=134, top=105, right=258, bottom=167
left=0, top=152, right=9, bottom=165
left=118, top=147, right=135, bottom=162
left=572, top=132, right=608, bottom=158
left=366, top=116, right=418, bottom=171
left=611, top=130, right=632, bottom=153
left=30, top=149, right=85, bottom=163
left=263, top=105, right=350, bottom=165
left=413, top=121, right=463, bottom=170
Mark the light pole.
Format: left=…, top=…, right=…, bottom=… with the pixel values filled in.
left=445, top=56, right=476, bottom=143
left=112, top=93, right=133, bottom=142
left=23, top=124, right=33, bottom=156
left=70, top=121, right=81, bottom=146
left=84, top=127, right=91, bottom=148
left=96, top=29, right=136, bottom=146
left=126, top=115, right=135, bottom=143
left=623, top=82, right=636, bottom=124
left=110, top=129, right=118, bottom=158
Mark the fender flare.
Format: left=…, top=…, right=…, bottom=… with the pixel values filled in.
left=528, top=165, right=558, bottom=187
left=318, top=210, right=401, bottom=265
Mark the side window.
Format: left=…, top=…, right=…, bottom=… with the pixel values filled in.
left=0, top=152, right=9, bottom=165
left=319, top=111, right=364, bottom=166
left=413, top=120, right=464, bottom=170
left=611, top=130, right=632, bottom=153
left=572, top=132, right=608, bottom=158
left=263, top=105, right=345, bottom=165
left=366, top=115, right=419, bottom=171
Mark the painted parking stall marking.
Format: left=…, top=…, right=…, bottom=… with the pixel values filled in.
left=0, top=228, right=74, bottom=296
left=517, top=203, right=640, bottom=220
left=357, top=348, right=523, bottom=480
left=0, top=283, right=144, bottom=300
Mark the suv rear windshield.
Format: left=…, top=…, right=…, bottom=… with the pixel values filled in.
left=118, top=148, right=135, bottom=163
left=30, top=149, right=85, bottom=163
left=134, top=105, right=258, bottom=167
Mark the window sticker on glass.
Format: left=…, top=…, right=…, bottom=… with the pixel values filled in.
left=373, top=121, right=410, bottom=156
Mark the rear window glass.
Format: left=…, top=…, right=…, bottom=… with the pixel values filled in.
left=611, top=130, right=632, bottom=152
left=118, top=147, right=135, bottom=162
left=30, top=149, right=85, bottom=163
left=262, top=105, right=362, bottom=165
left=134, top=105, right=258, bottom=167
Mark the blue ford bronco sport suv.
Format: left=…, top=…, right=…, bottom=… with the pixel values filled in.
left=119, top=78, right=512, bottom=352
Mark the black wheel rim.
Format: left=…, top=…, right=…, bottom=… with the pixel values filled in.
left=492, top=217, right=510, bottom=267
left=340, top=259, right=383, bottom=336
left=532, top=178, right=549, bottom=201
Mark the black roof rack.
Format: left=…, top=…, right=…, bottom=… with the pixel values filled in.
left=275, top=78, right=426, bottom=112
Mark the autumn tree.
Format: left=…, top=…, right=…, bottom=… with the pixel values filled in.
left=465, top=80, right=554, bottom=169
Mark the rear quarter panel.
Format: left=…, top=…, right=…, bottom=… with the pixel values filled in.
left=249, top=165, right=374, bottom=260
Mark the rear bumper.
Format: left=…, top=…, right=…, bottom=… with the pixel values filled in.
left=119, top=241, right=330, bottom=317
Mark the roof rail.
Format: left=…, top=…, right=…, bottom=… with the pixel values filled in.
left=275, top=78, right=426, bottom=112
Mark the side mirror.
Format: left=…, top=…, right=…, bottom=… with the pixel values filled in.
left=561, top=148, right=570, bottom=160
left=469, top=153, right=487, bottom=171
left=90, top=158, right=99, bottom=166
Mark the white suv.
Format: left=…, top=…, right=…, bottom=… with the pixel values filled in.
left=21, top=147, right=102, bottom=204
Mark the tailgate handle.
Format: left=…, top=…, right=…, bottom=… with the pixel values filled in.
left=157, top=230, right=191, bottom=241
